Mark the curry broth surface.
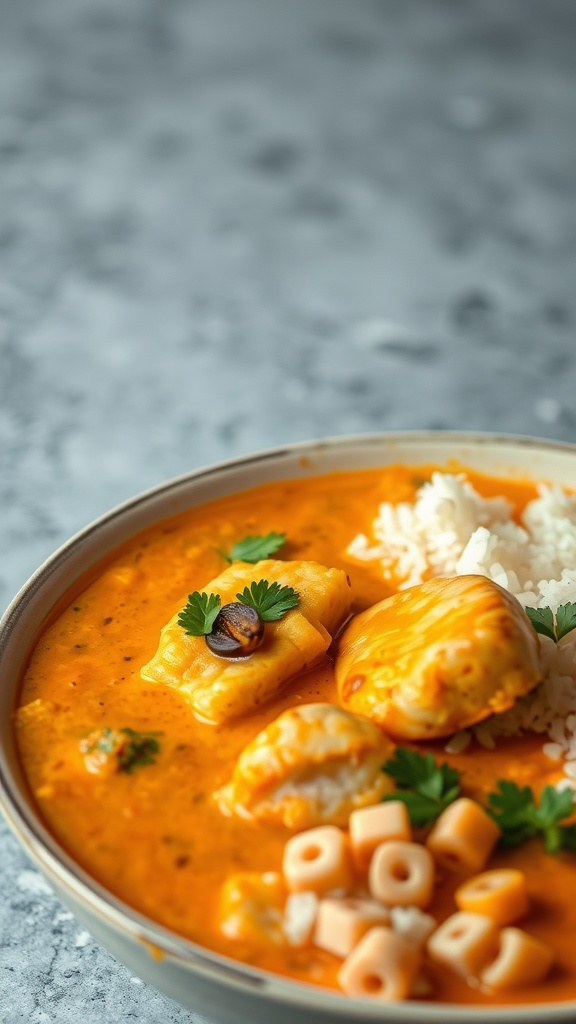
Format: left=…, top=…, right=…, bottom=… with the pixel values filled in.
left=16, top=465, right=576, bottom=1004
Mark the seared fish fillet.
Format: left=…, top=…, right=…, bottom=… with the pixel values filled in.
left=336, top=575, right=541, bottom=740
left=141, top=560, right=352, bottom=724
left=216, top=702, right=393, bottom=829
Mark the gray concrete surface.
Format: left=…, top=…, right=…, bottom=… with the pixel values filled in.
left=1, top=0, right=575, bottom=1020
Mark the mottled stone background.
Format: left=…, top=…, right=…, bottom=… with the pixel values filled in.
left=1, top=0, right=575, bottom=1020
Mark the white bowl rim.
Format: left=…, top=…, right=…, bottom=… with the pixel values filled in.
left=2, top=429, right=576, bottom=1023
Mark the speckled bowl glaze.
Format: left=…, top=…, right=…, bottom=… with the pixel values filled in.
left=2, top=432, right=576, bottom=1024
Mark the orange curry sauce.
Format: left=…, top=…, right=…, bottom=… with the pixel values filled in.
left=15, top=465, right=576, bottom=1005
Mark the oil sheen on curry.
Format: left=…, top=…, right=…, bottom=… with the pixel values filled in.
left=16, top=465, right=576, bottom=1006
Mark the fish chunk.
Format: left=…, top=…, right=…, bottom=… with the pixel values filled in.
left=216, top=702, right=393, bottom=829
left=141, top=560, right=352, bottom=724
left=336, top=575, right=541, bottom=740
left=218, top=871, right=286, bottom=947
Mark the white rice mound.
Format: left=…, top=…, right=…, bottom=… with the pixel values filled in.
left=347, top=472, right=576, bottom=786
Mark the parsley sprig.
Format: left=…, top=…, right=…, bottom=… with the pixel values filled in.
left=219, top=532, right=286, bottom=564
left=236, top=580, right=299, bottom=621
left=84, top=727, right=161, bottom=774
left=178, top=592, right=221, bottom=636
left=381, top=748, right=461, bottom=826
left=177, top=580, right=299, bottom=642
left=117, top=728, right=162, bottom=774
left=525, top=602, right=576, bottom=643
left=487, top=781, right=576, bottom=853
left=382, top=747, right=576, bottom=854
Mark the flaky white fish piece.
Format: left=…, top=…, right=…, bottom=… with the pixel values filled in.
left=216, top=702, right=393, bottom=829
left=141, top=560, right=352, bottom=724
left=218, top=871, right=286, bottom=947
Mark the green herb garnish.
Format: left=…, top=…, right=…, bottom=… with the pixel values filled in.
left=219, top=532, right=286, bottom=564
left=177, top=579, right=298, bottom=655
left=525, top=602, right=576, bottom=642
left=556, top=603, right=576, bottom=640
left=487, top=781, right=576, bottom=853
left=178, top=592, right=221, bottom=636
left=381, top=747, right=576, bottom=854
left=381, top=747, right=461, bottom=827
left=116, top=727, right=161, bottom=774
left=84, top=727, right=161, bottom=773
left=236, top=580, right=300, bottom=622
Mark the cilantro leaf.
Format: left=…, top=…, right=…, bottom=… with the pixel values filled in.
left=535, top=784, right=575, bottom=828
left=82, top=727, right=161, bottom=774
left=236, top=579, right=299, bottom=622
left=524, top=606, right=556, bottom=642
left=487, top=781, right=576, bottom=853
left=524, top=603, right=576, bottom=643
left=220, top=532, right=286, bottom=564
left=178, top=592, right=221, bottom=636
left=117, top=727, right=161, bottom=774
left=555, top=602, right=576, bottom=641
left=382, top=789, right=451, bottom=827
left=381, top=748, right=461, bottom=827
left=486, top=780, right=535, bottom=846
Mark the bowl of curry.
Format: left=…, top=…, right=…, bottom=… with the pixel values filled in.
left=2, top=431, right=576, bottom=1024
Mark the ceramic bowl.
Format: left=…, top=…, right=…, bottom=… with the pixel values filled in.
left=2, top=432, right=576, bottom=1024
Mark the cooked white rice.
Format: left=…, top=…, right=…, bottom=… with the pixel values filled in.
left=347, top=472, right=576, bottom=787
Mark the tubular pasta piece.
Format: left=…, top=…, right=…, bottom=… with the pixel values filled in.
left=455, top=869, right=529, bottom=926
left=426, top=798, right=501, bottom=873
left=349, top=801, right=412, bottom=870
left=282, top=826, right=352, bottom=895
left=314, top=897, right=390, bottom=958
left=369, top=841, right=435, bottom=909
left=338, top=926, right=421, bottom=1001
left=427, top=912, right=499, bottom=979
left=480, top=928, right=554, bottom=991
